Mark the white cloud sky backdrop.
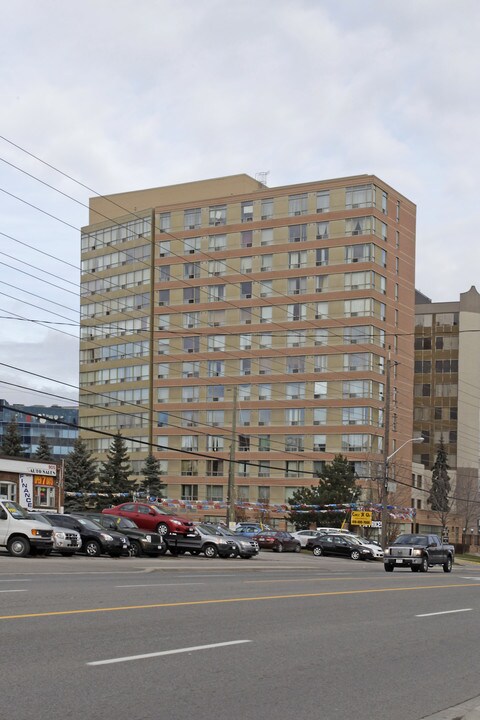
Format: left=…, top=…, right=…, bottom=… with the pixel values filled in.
left=1, top=0, right=479, bottom=404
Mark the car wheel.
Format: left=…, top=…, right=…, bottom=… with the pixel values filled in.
left=7, top=536, right=30, bottom=558
left=276, top=543, right=283, bottom=553
left=294, top=544, right=301, bottom=553
left=350, top=549, right=361, bottom=561
left=128, top=540, right=142, bottom=558
left=312, top=546, right=322, bottom=557
left=84, top=540, right=101, bottom=557
left=203, top=543, right=218, bottom=558
left=419, top=557, right=429, bottom=573
left=384, top=564, right=394, bottom=572
left=443, top=556, right=453, bottom=573
left=156, top=522, right=169, bottom=535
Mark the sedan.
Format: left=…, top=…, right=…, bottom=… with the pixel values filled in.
left=291, top=530, right=323, bottom=547
left=254, top=531, right=301, bottom=553
left=306, top=533, right=374, bottom=560
left=103, top=502, right=194, bottom=536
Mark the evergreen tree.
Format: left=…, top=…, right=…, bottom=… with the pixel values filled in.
left=427, top=437, right=451, bottom=535
left=63, top=437, right=97, bottom=512
left=139, top=453, right=166, bottom=500
left=98, top=432, right=132, bottom=495
left=0, top=419, right=25, bottom=457
left=34, top=434, right=54, bottom=461
left=287, top=454, right=360, bottom=529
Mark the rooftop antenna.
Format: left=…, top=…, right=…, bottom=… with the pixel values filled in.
left=255, top=171, right=270, bottom=187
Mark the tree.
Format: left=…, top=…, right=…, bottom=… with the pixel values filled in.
left=139, top=453, right=166, bottom=499
left=34, top=434, right=54, bottom=461
left=427, top=437, right=451, bottom=536
left=0, top=419, right=25, bottom=457
left=287, top=455, right=360, bottom=529
left=63, top=437, right=97, bottom=512
left=98, top=432, right=132, bottom=496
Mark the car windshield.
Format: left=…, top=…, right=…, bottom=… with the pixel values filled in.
left=393, top=534, right=429, bottom=546
left=148, top=505, right=176, bottom=517
left=4, top=501, right=30, bottom=519
left=196, top=524, right=217, bottom=535
left=29, top=513, right=54, bottom=526
left=116, top=517, right=137, bottom=529
left=74, top=517, right=105, bottom=531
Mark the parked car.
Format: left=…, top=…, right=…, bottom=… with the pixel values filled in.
left=202, top=523, right=259, bottom=558
left=81, top=513, right=166, bottom=557
left=165, top=523, right=237, bottom=558
left=0, top=499, right=53, bottom=557
left=234, top=523, right=268, bottom=538
left=103, top=502, right=194, bottom=536
left=291, top=530, right=322, bottom=547
left=28, top=512, right=81, bottom=556
left=254, top=530, right=301, bottom=553
left=306, top=533, right=374, bottom=560
left=54, top=515, right=130, bottom=557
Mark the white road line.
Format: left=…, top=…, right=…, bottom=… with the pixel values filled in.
left=416, top=608, right=472, bottom=618
left=0, top=589, right=28, bottom=594
left=176, top=574, right=238, bottom=578
left=87, top=639, right=252, bottom=666
left=460, top=577, right=480, bottom=581
left=115, top=583, right=205, bottom=588
left=0, top=579, right=31, bottom=583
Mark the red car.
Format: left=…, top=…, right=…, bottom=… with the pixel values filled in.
left=254, top=530, right=301, bottom=553
left=103, top=502, right=194, bottom=536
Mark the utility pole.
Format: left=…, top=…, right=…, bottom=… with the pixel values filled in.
left=381, top=349, right=391, bottom=549
left=226, top=385, right=238, bottom=527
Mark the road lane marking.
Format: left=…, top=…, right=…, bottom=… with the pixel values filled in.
left=0, top=582, right=479, bottom=621
left=115, top=583, right=205, bottom=588
left=460, top=577, right=480, bottom=581
left=87, top=639, right=251, bottom=666
left=0, top=579, right=31, bottom=583
left=0, top=589, right=27, bottom=594
left=416, top=608, right=472, bottom=617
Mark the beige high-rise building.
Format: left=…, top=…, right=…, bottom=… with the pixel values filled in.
left=79, top=173, right=416, bottom=517
left=414, top=286, right=480, bottom=527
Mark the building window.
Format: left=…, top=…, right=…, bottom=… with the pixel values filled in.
left=288, top=193, right=308, bottom=216
left=184, top=236, right=201, bottom=254
left=285, top=407, right=305, bottom=425
left=288, top=277, right=307, bottom=295
left=316, top=248, right=329, bottom=266
left=241, top=201, right=254, bottom=222
left=207, top=360, right=225, bottom=377
left=206, top=461, right=224, bottom=477
left=241, top=230, right=253, bottom=248
left=313, top=408, right=327, bottom=425
left=184, top=208, right=201, bottom=230
left=288, top=224, right=307, bottom=242
left=258, top=384, right=271, bottom=400
left=258, top=409, right=270, bottom=426
left=208, top=285, right=225, bottom=302
left=286, top=382, right=305, bottom=399
left=34, top=486, right=55, bottom=507
left=183, top=336, right=200, bottom=353
left=286, top=357, right=305, bottom=374
left=313, top=435, right=326, bottom=452
left=261, top=198, right=273, bottom=220
left=207, top=335, right=226, bottom=352
left=258, top=435, right=270, bottom=452
left=316, top=221, right=329, bottom=239
left=184, top=262, right=200, bottom=279
left=181, top=461, right=198, bottom=477
left=287, top=303, right=306, bottom=322
left=261, top=254, right=273, bottom=272
left=315, top=329, right=328, bottom=346
left=346, top=184, right=373, bottom=209
left=207, top=385, right=225, bottom=401
left=240, top=256, right=253, bottom=274
left=158, top=289, right=169, bottom=307
left=207, top=436, right=224, bottom=452
left=238, top=435, right=250, bottom=452
left=208, top=234, right=227, bottom=251
left=258, top=462, right=270, bottom=478
left=285, top=461, right=304, bottom=478
left=286, top=435, right=304, bottom=452
left=316, top=191, right=329, bottom=213
left=183, top=287, right=200, bottom=304
left=237, top=485, right=250, bottom=501
left=182, top=410, right=199, bottom=427
left=209, top=205, right=227, bottom=226
left=181, top=484, right=198, bottom=500
left=206, top=410, right=224, bottom=427
left=381, top=190, right=388, bottom=214
left=261, top=228, right=274, bottom=246
left=257, top=486, right=270, bottom=503
left=206, top=484, right=224, bottom=501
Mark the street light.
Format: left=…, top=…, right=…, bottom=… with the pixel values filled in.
left=381, top=436, right=424, bottom=548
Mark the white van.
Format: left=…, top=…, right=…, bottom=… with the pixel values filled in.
left=0, top=499, right=54, bottom=557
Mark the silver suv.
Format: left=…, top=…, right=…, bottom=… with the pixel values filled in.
left=29, top=512, right=81, bottom=556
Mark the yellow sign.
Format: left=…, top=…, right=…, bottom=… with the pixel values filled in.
left=34, top=476, right=55, bottom=487
left=351, top=511, right=372, bottom=526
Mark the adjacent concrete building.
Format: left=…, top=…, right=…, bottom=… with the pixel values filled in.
left=79, top=174, right=416, bottom=515
left=0, top=399, right=78, bottom=459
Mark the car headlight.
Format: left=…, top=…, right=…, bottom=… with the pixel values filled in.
left=143, top=535, right=152, bottom=543
left=100, top=533, right=113, bottom=541
left=172, top=519, right=182, bottom=525
left=54, top=532, right=66, bottom=540
left=412, top=548, right=423, bottom=556
left=384, top=548, right=390, bottom=555
left=218, top=539, right=227, bottom=545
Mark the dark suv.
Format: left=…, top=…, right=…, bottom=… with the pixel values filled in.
left=82, top=513, right=166, bottom=557
left=54, top=515, right=130, bottom=557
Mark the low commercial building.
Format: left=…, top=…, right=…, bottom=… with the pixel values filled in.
left=0, top=456, right=64, bottom=512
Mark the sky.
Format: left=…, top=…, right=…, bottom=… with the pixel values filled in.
left=0, top=0, right=479, bottom=406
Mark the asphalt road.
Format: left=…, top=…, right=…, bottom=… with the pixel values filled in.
left=1, top=551, right=480, bottom=720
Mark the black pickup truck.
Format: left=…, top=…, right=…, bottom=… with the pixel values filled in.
left=384, top=534, right=454, bottom=573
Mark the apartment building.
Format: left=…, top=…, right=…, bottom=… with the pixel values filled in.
left=79, top=173, right=416, bottom=510
left=414, top=286, right=480, bottom=524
